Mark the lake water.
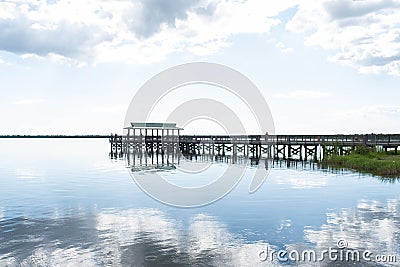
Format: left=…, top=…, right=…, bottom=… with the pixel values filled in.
left=0, top=139, right=399, bottom=266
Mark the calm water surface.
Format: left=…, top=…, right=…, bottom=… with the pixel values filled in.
left=0, top=139, right=399, bottom=266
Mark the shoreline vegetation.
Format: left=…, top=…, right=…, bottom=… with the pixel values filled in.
left=322, top=146, right=400, bottom=178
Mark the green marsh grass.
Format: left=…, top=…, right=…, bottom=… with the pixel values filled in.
left=322, top=146, right=400, bottom=178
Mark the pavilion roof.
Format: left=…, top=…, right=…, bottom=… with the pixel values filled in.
left=124, top=122, right=183, bottom=130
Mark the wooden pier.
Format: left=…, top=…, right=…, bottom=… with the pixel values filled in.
left=110, top=134, right=400, bottom=161
left=0, top=135, right=110, bottom=138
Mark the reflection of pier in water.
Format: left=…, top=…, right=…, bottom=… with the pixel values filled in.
left=110, top=144, right=270, bottom=172
left=111, top=149, right=391, bottom=180
left=110, top=145, right=400, bottom=182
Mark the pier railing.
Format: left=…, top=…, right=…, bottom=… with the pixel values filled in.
left=270, top=134, right=400, bottom=147
left=180, top=134, right=400, bottom=147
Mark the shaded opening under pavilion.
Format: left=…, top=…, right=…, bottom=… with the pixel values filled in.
left=124, top=122, right=183, bottom=143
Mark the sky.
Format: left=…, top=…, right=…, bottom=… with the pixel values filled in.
left=0, top=0, right=400, bottom=135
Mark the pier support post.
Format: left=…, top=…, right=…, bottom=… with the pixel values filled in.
left=304, top=146, right=307, bottom=161
left=314, top=145, right=318, bottom=161
left=283, top=145, right=286, bottom=159
left=300, top=145, right=303, bottom=161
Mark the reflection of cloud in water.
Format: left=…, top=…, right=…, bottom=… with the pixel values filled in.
left=97, top=208, right=180, bottom=258
left=188, top=214, right=234, bottom=252
left=1, top=209, right=278, bottom=266
left=304, top=199, right=400, bottom=266
left=2, top=201, right=399, bottom=266
left=6, top=200, right=398, bottom=266
left=96, top=209, right=277, bottom=266
left=274, top=172, right=328, bottom=189
left=19, top=247, right=97, bottom=267
left=91, top=160, right=128, bottom=175
left=277, top=219, right=292, bottom=233
left=15, top=168, right=45, bottom=179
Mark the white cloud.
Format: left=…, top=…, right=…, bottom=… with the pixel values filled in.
left=341, top=105, right=400, bottom=118
left=0, top=0, right=298, bottom=65
left=286, top=0, right=400, bottom=76
left=1, top=0, right=399, bottom=76
left=13, top=98, right=45, bottom=105
left=273, top=90, right=330, bottom=99
left=333, top=104, right=400, bottom=133
left=275, top=41, right=294, bottom=54
left=92, top=104, right=127, bottom=113
left=366, top=105, right=400, bottom=115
